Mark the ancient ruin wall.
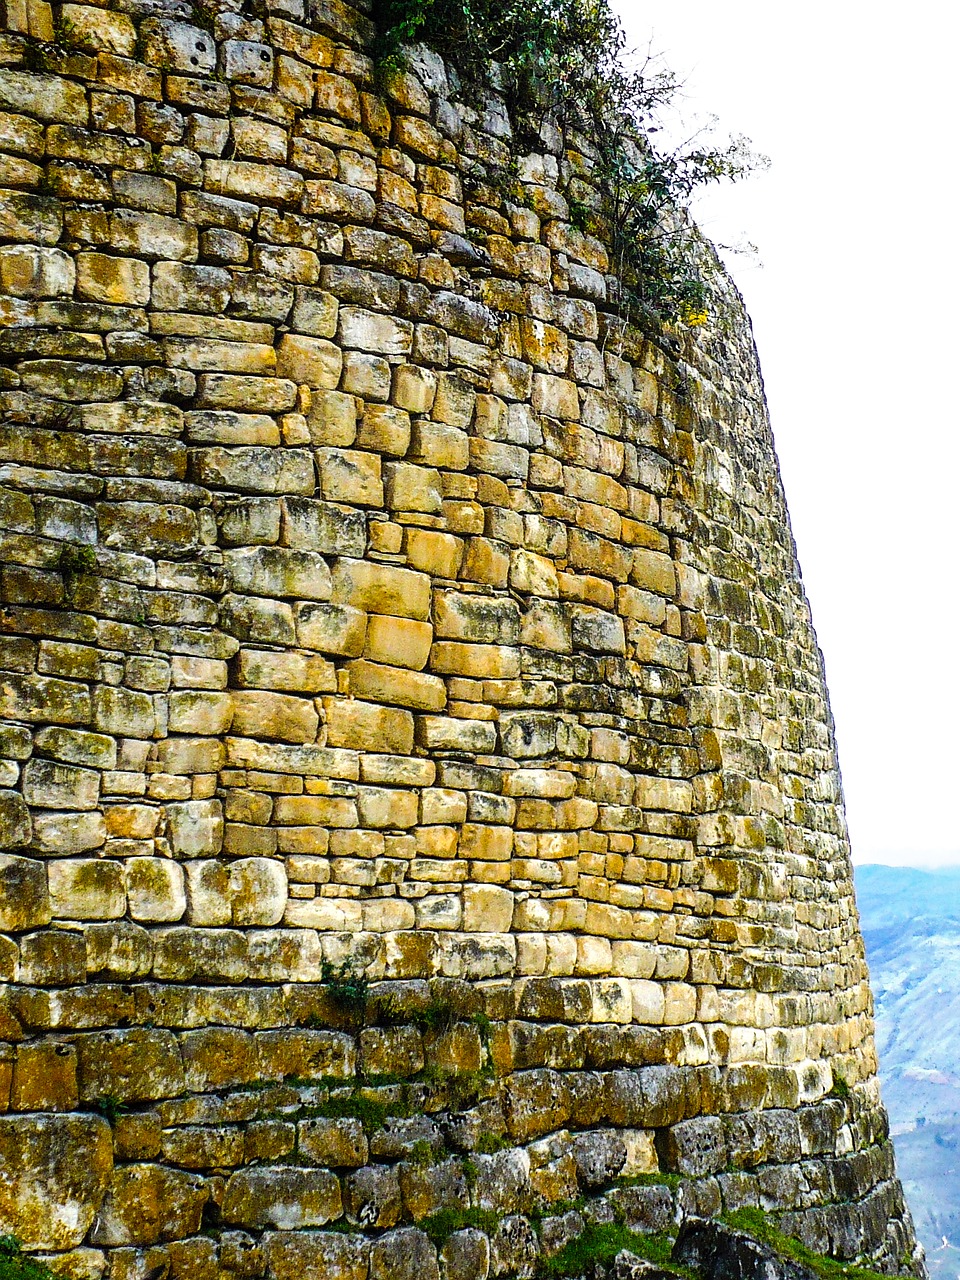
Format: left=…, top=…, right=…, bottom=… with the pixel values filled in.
left=0, top=0, right=920, bottom=1275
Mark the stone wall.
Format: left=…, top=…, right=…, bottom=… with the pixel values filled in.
left=0, top=0, right=921, bottom=1276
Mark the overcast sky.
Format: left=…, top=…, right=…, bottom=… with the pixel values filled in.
left=610, top=1, right=960, bottom=867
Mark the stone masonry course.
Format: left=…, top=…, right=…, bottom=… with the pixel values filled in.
left=0, top=0, right=921, bottom=1276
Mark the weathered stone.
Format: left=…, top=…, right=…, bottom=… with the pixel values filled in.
left=0, top=1115, right=113, bottom=1249
left=223, top=1167, right=342, bottom=1229
left=125, top=858, right=186, bottom=923
left=0, top=855, right=50, bottom=930
left=89, top=1164, right=207, bottom=1246
left=370, top=1228, right=440, bottom=1280
left=264, top=1232, right=369, bottom=1280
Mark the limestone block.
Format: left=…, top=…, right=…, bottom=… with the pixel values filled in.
left=108, top=209, right=197, bottom=262
left=291, top=286, right=339, bottom=337
left=368, top=1227, right=439, bottom=1280
left=634, top=776, right=693, bottom=813
left=0, top=791, right=31, bottom=850
left=264, top=1232, right=369, bottom=1280
left=409, top=421, right=469, bottom=469
left=60, top=3, right=136, bottom=52
left=167, top=690, right=233, bottom=735
left=347, top=659, right=445, bottom=712
left=90, top=1163, right=207, bottom=1246
left=48, top=859, right=125, bottom=920
left=165, top=799, right=224, bottom=857
left=0, top=245, right=74, bottom=298
left=305, top=387, right=359, bottom=446
left=223, top=39, right=274, bottom=85
left=341, top=350, right=392, bottom=399
left=296, top=602, right=368, bottom=656
left=356, top=786, right=419, bottom=829
left=125, top=858, right=186, bottom=923
left=22, top=756, right=100, bottom=814
left=0, top=1115, right=113, bottom=1249
left=231, top=690, right=320, bottom=744
left=339, top=305, right=413, bottom=355
left=400, top=530, right=461, bottom=581
left=92, top=686, right=156, bottom=738
left=570, top=605, right=626, bottom=654
left=458, top=825, right=513, bottom=861
left=0, top=71, right=88, bottom=123
left=421, top=788, right=468, bottom=824
left=431, top=642, right=519, bottom=679
left=155, top=736, right=226, bottom=777
left=332, top=559, right=431, bottom=620
left=509, top=549, right=559, bottom=597
left=183, top=860, right=230, bottom=926
left=298, top=1118, right=368, bottom=1168
left=285, top=896, right=362, bottom=929
left=363, top=615, right=433, bottom=670
left=0, top=673, right=91, bottom=725
left=139, top=17, right=215, bottom=72
left=237, top=648, right=336, bottom=693
left=84, top=920, right=153, bottom=979
left=462, top=884, right=514, bottom=932
left=531, top=373, right=579, bottom=420
left=10, top=1040, right=78, bottom=1110
left=433, top=591, right=520, bottom=643
left=274, top=795, right=356, bottom=827
left=76, top=1028, right=185, bottom=1103
left=276, top=334, right=343, bottom=388
left=356, top=404, right=411, bottom=456
left=393, top=364, right=437, bottom=413
left=282, top=497, right=366, bottom=556
left=318, top=447, right=383, bottom=505
left=631, top=547, right=677, bottom=597
left=0, top=855, right=50, bottom=931
left=228, top=857, right=287, bottom=926
left=152, top=261, right=231, bottom=314
left=416, top=716, right=497, bottom=754
left=382, top=461, right=442, bottom=514
left=223, top=1167, right=342, bottom=1229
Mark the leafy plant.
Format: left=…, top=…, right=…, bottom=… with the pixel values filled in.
left=57, top=543, right=96, bottom=580
left=94, top=1094, right=127, bottom=1125
left=371, top=0, right=764, bottom=325
left=0, top=1237, right=57, bottom=1280
left=830, top=1070, right=852, bottom=1100
left=319, top=960, right=369, bottom=1014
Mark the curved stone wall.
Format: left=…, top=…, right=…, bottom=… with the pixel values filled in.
left=0, top=0, right=920, bottom=1275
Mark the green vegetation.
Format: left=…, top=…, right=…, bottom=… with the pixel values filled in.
left=420, top=1206, right=503, bottom=1245
left=0, top=1238, right=56, bottom=1280
left=94, top=1094, right=127, bottom=1125
left=475, top=1131, right=512, bottom=1154
left=830, top=1071, right=852, bottom=1101
left=724, top=1209, right=893, bottom=1280
left=537, top=1223, right=691, bottom=1278
left=57, top=543, right=96, bottom=580
left=301, top=1090, right=390, bottom=1133
left=371, top=0, right=762, bottom=325
left=319, top=960, right=369, bottom=1014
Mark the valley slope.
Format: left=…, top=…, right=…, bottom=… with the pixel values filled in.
left=856, top=865, right=960, bottom=1279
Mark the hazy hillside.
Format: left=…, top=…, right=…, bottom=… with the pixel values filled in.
left=855, top=864, right=960, bottom=1279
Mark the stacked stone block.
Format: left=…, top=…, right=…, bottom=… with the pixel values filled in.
left=0, top=0, right=919, bottom=1275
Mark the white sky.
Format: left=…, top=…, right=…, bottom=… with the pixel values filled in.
left=608, top=1, right=960, bottom=868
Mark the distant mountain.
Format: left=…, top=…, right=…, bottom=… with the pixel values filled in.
left=855, top=863, right=960, bottom=1280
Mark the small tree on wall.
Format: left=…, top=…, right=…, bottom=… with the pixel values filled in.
left=372, top=0, right=763, bottom=326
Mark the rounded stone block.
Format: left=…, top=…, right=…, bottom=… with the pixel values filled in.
left=0, top=1114, right=113, bottom=1249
